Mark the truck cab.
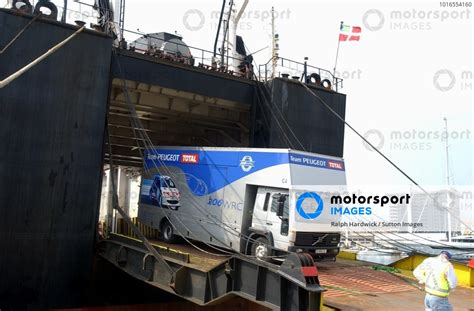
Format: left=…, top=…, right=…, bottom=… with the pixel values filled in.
left=248, top=187, right=340, bottom=261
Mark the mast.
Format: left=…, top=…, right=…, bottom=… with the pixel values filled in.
left=113, top=0, right=126, bottom=41
left=61, top=0, right=68, bottom=23
left=271, top=7, right=278, bottom=78
left=444, top=117, right=452, bottom=242
left=119, top=0, right=126, bottom=41
left=444, top=117, right=451, bottom=186
left=213, top=0, right=227, bottom=59
left=221, top=0, right=233, bottom=67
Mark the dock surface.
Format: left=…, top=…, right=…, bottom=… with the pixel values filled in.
left=320, top=259, right=474, bottom=310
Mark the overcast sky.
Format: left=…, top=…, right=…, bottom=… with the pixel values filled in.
left=123, top=0, right=473, bottom=187
left=7, top=0, right=472, bottom=187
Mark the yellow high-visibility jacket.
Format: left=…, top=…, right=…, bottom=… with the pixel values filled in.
left=414, top=256, right=457, bottom=297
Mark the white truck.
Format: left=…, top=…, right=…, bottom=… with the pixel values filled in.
left=138, top=147, right=346, bottom=261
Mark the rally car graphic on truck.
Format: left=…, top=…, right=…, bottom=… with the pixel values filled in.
left=141, top=175, right=181, bottom=210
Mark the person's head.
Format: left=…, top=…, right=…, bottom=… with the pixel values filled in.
left=439, top=250, right=452, bottom=261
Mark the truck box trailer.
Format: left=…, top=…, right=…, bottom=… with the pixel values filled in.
left=138, top=147, right=346, bottom=261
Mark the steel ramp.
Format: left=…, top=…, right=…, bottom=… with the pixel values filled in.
left=98, top=234, right=325, bottom=310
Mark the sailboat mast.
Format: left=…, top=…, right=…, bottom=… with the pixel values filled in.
left=444, top=117, right=452, bottom=242
left=444, top=117, right=451, bottom=186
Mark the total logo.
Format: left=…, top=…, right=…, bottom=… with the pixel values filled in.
left=296, top=192, right=324, bottom=220
left=239, top=155, right=255, bottom=172
left=180, top=153, right=199, bottom=164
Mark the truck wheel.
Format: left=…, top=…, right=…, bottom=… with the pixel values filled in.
left=160, top=220, right=178, bottom=243
left=251, top=237, right=271, bottom=261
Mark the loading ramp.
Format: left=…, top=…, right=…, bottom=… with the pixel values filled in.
left=98, top=233, right=324, bottom=310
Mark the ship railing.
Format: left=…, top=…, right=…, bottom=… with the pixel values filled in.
left=258, top=56, right=343, bottom=92
left=120, top=29, right=254, bottom=79
left=24, top=0, right=254, bottom=79
left=6, top=3, right=340, bottom=87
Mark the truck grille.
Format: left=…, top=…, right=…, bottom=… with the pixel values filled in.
left=294, top=232, right=340, bottom=247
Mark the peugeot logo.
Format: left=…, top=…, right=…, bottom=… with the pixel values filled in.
left=239, top=155, right=255, bottom=172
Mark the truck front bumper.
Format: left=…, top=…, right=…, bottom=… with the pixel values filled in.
left=287, top=246, right=340, bottom=261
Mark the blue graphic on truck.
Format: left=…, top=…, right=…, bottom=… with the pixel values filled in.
left=144, top=149, right=345, bottom=197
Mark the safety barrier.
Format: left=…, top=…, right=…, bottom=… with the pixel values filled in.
left=391, top=254, right=474, bottom=287
left=258, top=56, right=343, bottom=92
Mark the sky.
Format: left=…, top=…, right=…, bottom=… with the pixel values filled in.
left=124, top=0, right=473, bottom=188
left=7, top=0, right=472, bottom=187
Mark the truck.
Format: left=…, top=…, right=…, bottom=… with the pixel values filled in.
left=138, top=147, right=346, bottom=261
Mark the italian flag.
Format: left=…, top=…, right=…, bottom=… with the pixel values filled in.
left=339, top=24, right=361, bottom=41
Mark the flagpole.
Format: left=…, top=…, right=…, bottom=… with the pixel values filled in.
left=333, top=21, right=344, bottom=76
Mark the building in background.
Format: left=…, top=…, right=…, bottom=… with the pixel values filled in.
left=99, top=166, right=142, bottom=226
left=388, top=190, right=462, bottom=233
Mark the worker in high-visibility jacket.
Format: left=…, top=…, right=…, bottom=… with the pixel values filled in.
left=414, top=251, right=458, bottom=311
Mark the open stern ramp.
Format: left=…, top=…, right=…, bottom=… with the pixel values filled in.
left=99, top=234, right=324, bottom=310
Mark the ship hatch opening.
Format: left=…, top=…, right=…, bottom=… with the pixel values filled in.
left=105, top=78, right=251, bottom=167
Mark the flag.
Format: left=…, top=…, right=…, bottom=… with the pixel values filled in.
left=339, top=24, right=361, bottom=41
